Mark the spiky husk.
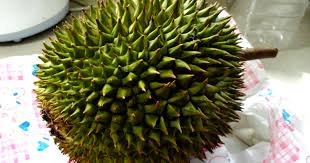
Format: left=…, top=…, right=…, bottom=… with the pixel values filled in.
left=35, top=0, right=244, bottom=162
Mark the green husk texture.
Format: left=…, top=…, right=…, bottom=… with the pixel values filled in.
left=35, top=0, right=244, bottom=162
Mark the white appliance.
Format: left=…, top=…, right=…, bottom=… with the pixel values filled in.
left=0, top=0, right=69, bottom=42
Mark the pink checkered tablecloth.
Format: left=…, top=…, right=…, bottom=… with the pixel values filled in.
left=260, top=88, right=305, bottom=163
left=0, top=64, right=24, bottom=81
left=0, top=56, right=68, bottom=163
left=266, top=117, right=300, bottom=163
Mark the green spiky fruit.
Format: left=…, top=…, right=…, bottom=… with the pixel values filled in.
left=35, top=0, right=244, bottom=162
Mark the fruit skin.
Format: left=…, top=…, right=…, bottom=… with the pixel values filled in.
left=35, top=0, right=244, bottom=162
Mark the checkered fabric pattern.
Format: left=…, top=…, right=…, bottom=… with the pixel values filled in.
left=0, top=137, right=30, bottom=163
left=31, top=90, right=47, bottom=129
left=0, top=63, right=30, bottom=163
left=0, top=64, right=24, bottom=81
left=263, top=109, right=300, bottom=163
left=0, top=59, right=49, bottom=163
left=243, top=60, right=264, bottom=90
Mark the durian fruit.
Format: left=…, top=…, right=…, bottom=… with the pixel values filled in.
left=35, top=0, right=276, bottom=162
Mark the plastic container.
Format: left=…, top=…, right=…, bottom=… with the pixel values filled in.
left=210, top=0, right=236, bottom=9
left=246, top=30, right=294, bottom=48
left=229, top=0, right=308, bottom=49
left=251, top=0, right=307, bottom=17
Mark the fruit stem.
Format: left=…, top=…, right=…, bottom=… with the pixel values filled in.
left=241, top=48, right=278, bottom=61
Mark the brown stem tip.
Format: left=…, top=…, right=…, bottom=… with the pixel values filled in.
left=241, top=48, right=278, bottom=61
